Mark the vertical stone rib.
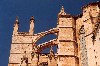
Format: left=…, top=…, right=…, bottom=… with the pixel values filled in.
left=79, top=25, right=88, bottom=66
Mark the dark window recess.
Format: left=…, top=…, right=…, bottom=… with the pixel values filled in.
left=91, top=34, right=96, bottom=41
left=39, top=62, right=48, bottom=66
left=95, top=56, right=97, bottom=58
left=96, top=62, right=97, bottom=65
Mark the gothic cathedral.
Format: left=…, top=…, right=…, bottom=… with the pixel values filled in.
left=8, top=1, right=100, bottom=66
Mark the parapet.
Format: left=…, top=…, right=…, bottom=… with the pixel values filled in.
left=17, top=32, right=30, bottom=36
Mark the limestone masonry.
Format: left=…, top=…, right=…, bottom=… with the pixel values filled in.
left=8, top=1, right=100, bottom=66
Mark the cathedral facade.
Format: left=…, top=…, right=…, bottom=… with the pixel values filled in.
left=8, top=1, right=100, bottom=66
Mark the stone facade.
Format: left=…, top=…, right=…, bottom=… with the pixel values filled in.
left=8, top=1, right=100, bottom=66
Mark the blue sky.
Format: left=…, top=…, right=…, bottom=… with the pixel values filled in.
left=0, top=0, right=99, bottom=66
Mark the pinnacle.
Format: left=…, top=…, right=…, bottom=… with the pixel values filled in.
left=58, top=6, right=72, bottom=18
left=16, top=16, right=18, bottom=22
left=58, top=6, right=67, bottom=15
left=61, top=6, right=64, bottom=12
left=15, top=16, right=19, bottom=24
left=30, top=16, right=34, bottom=21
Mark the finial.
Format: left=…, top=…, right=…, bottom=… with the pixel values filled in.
left=30, top=16, right=34, bottom=21
left=16, top=16, right=18, bottom=21
left=15, top=16, right=19, bottom=24
left=61, top=6, right=64, bottom=12
left=58, top=6, right=66, bottom=15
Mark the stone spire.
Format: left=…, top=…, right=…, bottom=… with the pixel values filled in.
left=13, top=16, right=19, bottom=35
left=30, top=16, right=34, bottom=21
left=29, top=16, right=35, bottom=35
left=14, top=16, right=19, bottom=25
left=58, top=6, right=67, bottom=16
left=58, top=6, right=71, bottom=18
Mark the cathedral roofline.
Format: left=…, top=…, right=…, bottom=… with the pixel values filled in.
left=74, top=13, right=83, bottom=20
left=82, top=1, right=100, bottom=9
left=58, top=6, right=83, bottom=19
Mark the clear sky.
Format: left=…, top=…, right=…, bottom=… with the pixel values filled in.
left=0, top=0, right=99, bottom=66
